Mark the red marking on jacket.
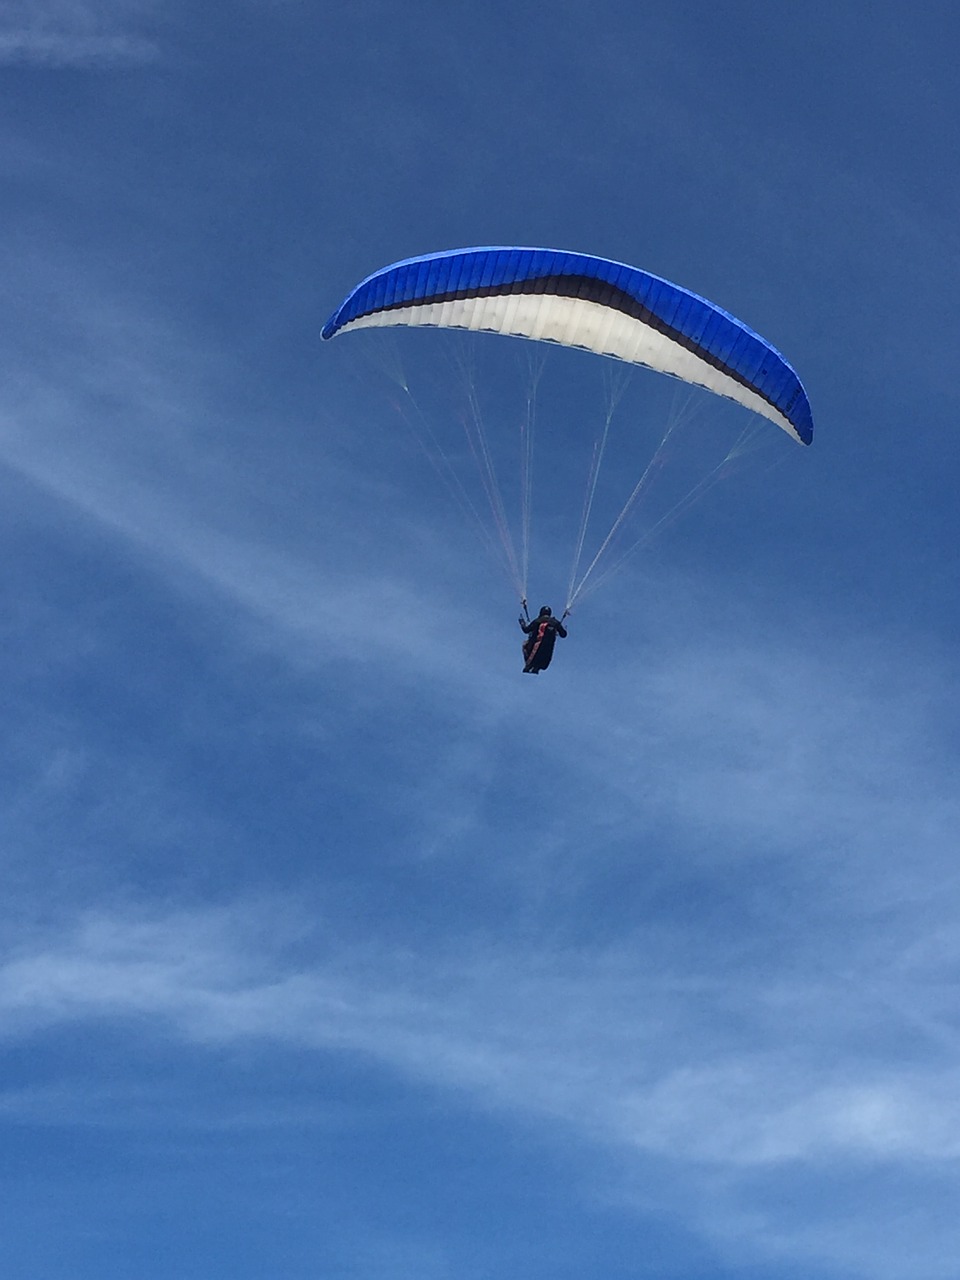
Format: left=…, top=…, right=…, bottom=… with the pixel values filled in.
left=527, top=621, right=549, bottom=663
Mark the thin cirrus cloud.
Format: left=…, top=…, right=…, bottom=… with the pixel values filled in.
left=3, top=900, right=960, bottom=1279
left=0, top=1, right=160, bottom=67
left=1, top=903, right=957, bottom=1164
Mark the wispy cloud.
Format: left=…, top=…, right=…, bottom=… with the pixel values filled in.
left=0, top=1, right=160, bottom=67
left=0, top=30, right=158, bottom=66
left=3, top=898, right=960, bottom=1278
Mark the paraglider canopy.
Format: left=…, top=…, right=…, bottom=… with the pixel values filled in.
left=322, top=246, right=813, bottom=446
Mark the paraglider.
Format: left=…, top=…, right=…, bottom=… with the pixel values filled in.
left=323, top=246, right=813, bottom=672
left=519, top=605, right=568, bottom=674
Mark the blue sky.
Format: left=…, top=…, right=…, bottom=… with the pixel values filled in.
left=2, top=2, right=960, bottom=1277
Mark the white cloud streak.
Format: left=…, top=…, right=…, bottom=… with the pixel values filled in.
left=3, top=899, right=960, bottom=1278
left=0, top=30, right=157, bottom=66
left=0, top=0, right=160, bottom=67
